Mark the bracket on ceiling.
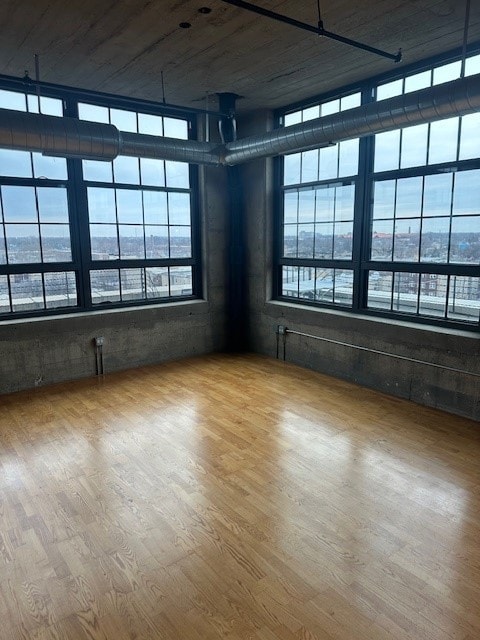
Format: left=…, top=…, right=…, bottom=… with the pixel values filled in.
left=219, top=0, right=402, bottom=63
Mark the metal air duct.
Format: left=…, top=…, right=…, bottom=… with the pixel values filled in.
left=224, top=73, right=480, bottom=165
left=0, top=108, right=222, bottom=165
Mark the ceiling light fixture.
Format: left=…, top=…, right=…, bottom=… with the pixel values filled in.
left=219, top=0, right=402, bottom=63
left=179, top=22, right=192, bottom=29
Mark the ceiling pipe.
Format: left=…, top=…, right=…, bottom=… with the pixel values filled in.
left=0, top=107, right=222, bottom=165
left=223, top=72, right=480, bottom=165
left=1, top=74, right=480, bottom=167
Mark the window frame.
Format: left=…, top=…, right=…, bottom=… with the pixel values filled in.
left=274, top=44, right=480, bottom=331
left=0, top=75, right=202, bottom=320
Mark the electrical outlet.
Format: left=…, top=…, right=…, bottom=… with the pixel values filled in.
left=277, top=325, right=286, bottom=335
left=94, top=336, right=104, bottom=347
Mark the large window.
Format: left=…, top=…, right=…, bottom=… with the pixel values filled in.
left=277, top=50, right=480, bottom=328
left=0, top=80, right=199, bottom=318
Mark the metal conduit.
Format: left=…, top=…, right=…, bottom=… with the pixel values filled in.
left=224, top=73, right=480, bottom=164
left=283, top=329, right=480, bottom=378
left=1, top=73, right=480, bottom=166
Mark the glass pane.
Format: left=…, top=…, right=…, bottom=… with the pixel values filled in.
left=110, top=109, right=137, bottom=132
left=284, top=191, right=298, bottom=224
left=341, top=93, right=361, bottom=110
left=299, top=267, right=316, bottom=300
left=0, top=275, right=10, bottom=313
left=140, top=158, right=165, bottom=187
left=145, top=226, right=169, bottom=258
left=168, top=192, right=191, bottom=225
left=396, top=177, right=422, bottom=218
left=315, top=187, right=335, bottom=222
left=297, top=224, right=314, bottom=258
left=374, top=131, right=400, bottom=172
left=169, top=226, right=191, bottom=258
left=116, top=189, right=143, bottom=224
left=284, top=112, right=302, bottom=127
left=113, top=156, right=140, bottom=184
left=393, top=272, right=419, bottom=314
left=27, top=95, right=63, bottom=117
left=423, top=174, right=452, bottom=217
left=314, top=223, right=333, bottom=259
left=144, top=191, right=168, bottom=225
left=419, top=274, right=447, bottom=318
left=83, top=160, right=113, bottom=182
left=37, top=188, right=69, bottom=223
left=87, top=187, right=116, bottom=223
left=301, top=150, right=318, bottom=183
left=90, top=224, right=119, bottom=260
left=302, top=106, right=319, bottom=121
left=298, top=190, right=315, bottom=223
left=459, top=113, right=480, bottom=160
left=284, top=153, right=301, bottom=185
left=0, top=150, right=32, bottom=178
left=400, top=124, right=428, bottom=168
left=433, top=61, right=461, bottom=85
left=90, top=270, right=121, bottom=304
left=334, top=269, right=353, bottom=306
left=448, top=276, right=480, bottom=322
left=449, top=216, right=480, bottom=264
left=10, top=273, right=44, bottom=312
left=371, top=219, right=394, bottom=261
left=120, top=268, right=146, bottom=301
left=40, top=224, right=72, bottom=262
left=338, top=139, right=359, bottom=177
left=163, top=118, right=188, bottom=140
left=44, top=272, right=77, bottom=309
left=165, top=161, right=189, bottom=188
left=335, top=185, right=355, bottom=221
left=420, top=217, right=450, bottom=263
left=428, top=118, right=459, bottom=165
left=2, top=186, right=37, bottom=222
left=404, top=71, right=431, bottom=93
left=0, top=227, right=6, bottom=264
left=283, top=225, right=297, bottom=257
left=453, top=170, right=480, bottom=215
left=32, top=153, right=67, bottom=180
left=368, top=271, right=393, bottom=310
left=170, top=266, right=193, bottom=296
left=314, top=268, right=334, bottom=303
left=78, top=103, right=109, bottom=123
left=465, top=53, right=480, bottom=76
left=145, top=267, right=170, bottom=298
left=138, top=113, right=163, bottom=135
left=373, top=180, right=395, bottom=219
left=0, top=89, right=26, bottom=111
left=393, top=219, right=420, bottom=261
left=318, top=145, right=338, bottom=181
left=321, top=99, right=339, bottom=116
left=119, top=225, right=145, bottom=259
left=333, top=221, right=353, bottom=259
left=5, top=224, right=41, bottom=263
left=377, top=80, right=403, bottom=100
left=282, top=266, right=299, bottom=297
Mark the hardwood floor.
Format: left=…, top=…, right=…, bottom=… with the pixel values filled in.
left=0, top=353, right=479, bottom=640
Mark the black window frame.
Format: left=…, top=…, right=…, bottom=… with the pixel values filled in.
left=274, top=43, right=480, bottom=331
left=0, top=74, right=202, bottom=320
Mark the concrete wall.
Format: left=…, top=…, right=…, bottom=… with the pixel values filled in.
left=241, top=111, right=480, bottom=421
left=0, top=161, right=229, bottom=394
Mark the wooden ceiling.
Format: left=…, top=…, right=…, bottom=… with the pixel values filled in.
left=0, top=0, right=479, bottom=112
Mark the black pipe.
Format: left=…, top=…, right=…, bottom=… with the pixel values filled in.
left=219, top=0, right=401, bottom=63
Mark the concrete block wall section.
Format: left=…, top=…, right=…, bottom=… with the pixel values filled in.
left=240, top=111, right=480, bottom=421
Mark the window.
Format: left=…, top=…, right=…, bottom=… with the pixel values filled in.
left=277, top=50, right=480, bottom=328
left=0, top=82, right=199, bottom=319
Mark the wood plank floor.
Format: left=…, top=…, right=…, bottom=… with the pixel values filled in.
left=0, top=353, right=479, bottom=640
